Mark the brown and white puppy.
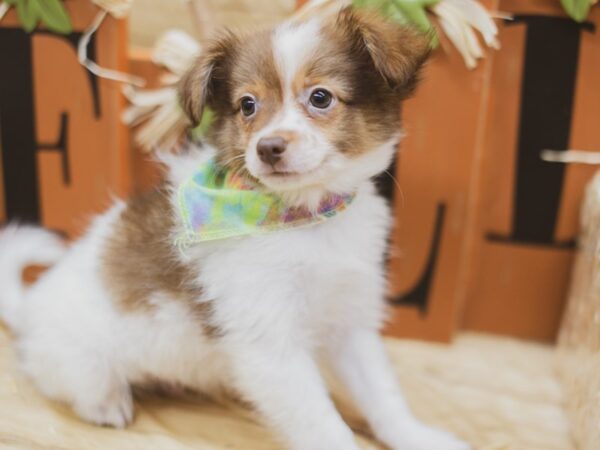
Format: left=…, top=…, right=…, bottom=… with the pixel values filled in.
left=180, top=7, right=428, bottom=207
left=0, top=8, right=469, bottom=450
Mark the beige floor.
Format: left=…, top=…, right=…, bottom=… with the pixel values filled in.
left=0, top=325, right=572, bottom=450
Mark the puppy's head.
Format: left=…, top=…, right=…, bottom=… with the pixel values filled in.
left=179, top=7, right=429, bottom=205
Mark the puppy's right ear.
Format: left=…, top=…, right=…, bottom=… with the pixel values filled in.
left=178, top=32, right=238, bottom=127
left=335, top=7, right=431, bottom=96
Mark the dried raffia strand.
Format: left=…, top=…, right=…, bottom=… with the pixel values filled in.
left=186, top=0, right=217, bottom=42
left=78, top=10, right=145, bottom=87
left=122, top=85, right=190, bottom=152
left=541, top=149, right=600, bottom=165
left=91, top=0, right=134, bottom=18
left=152, top=29, right=202, bottom=76
left=77, top=0, right=143, bottom=86
left=122, top=28, right=204, bottom=152
left=134, top=98, right=189, bottom=152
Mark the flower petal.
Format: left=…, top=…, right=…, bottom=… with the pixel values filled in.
left=153, top=29, right=202, bottom=76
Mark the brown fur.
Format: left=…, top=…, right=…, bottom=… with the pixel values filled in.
left=307, top=8, right=430, bottom=156
left=101, top=186, right=220, bottom=337
left=332, top=8, right=430, bottom=96
left=209, top=29, right=282, bottom=176
left=179, top=31, right=241, bottom=127
left=179, top=29, right=281, bottom=179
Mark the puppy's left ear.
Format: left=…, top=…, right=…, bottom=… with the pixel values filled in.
left=178, top=31, right=239, bottom=127
left=336, top=7, right=431, bottom=95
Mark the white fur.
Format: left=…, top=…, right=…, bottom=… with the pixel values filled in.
left=0, top=146, right=468, bottom=449
left=0, top=225, right=67, bottom=332
left=0, top=19, right=470, bottom=450
left=273, top=19, right=322, bottom=89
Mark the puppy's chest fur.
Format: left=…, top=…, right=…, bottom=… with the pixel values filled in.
left=102, top=181, right=390, bottom=339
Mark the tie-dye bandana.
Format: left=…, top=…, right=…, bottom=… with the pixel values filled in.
left=176, top=158, right=355, bottom=246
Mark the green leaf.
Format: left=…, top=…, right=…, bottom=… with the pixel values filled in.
left=4, top=0, right=19, bottom=6
left=390, top=0, right=440, bottom=32
left=36, top=0, right=72, bottom=34
left=561, top=0, right=592, bottom=22
left=191, top=108, right=215, bottom=139
left=387, top=0, right=440, bottom=46
left=352, top=0, right=386, bottom=10
left=16, top=0, right=41, bottom=33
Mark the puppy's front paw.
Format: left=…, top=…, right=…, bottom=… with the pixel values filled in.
left=74, top=387, right=134, bottom=429
left=395, top=423, right=470, bottom=450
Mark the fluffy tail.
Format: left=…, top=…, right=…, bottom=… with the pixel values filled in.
left=0, top=225, right=67, bottom=332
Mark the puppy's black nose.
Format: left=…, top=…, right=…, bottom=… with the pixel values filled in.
left=257, top=136, right=287, bottom=167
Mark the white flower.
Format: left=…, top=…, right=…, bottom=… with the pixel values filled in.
left=431, top=0, right=500, bottom=69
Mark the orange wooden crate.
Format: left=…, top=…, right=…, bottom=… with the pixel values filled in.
left=0, top=2, right=130, bottom=237
left=460, top=1, right=600, bottom=341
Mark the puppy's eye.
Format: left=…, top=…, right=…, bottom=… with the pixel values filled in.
left=309, top=89, right=333, bottom=109
left=240, top=96, right=256, bottom=117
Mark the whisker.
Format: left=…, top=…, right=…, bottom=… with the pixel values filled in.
left=383, top=169, right=405, bottom=210
left=220, top=154, right=245, bottom=169
left=229, top=160, right=248, bottom=182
